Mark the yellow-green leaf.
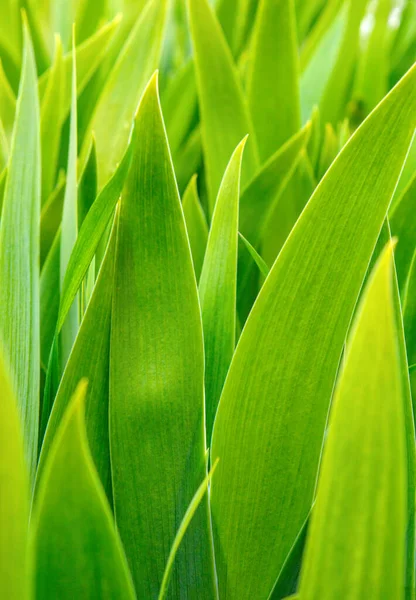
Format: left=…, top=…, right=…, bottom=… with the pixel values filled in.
left=210, top=64, right=416, bottom=600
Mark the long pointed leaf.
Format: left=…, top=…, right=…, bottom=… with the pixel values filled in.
left=211, top=63, right=416, bottom=600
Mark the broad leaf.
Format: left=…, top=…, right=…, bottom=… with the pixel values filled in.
left=210, top=64, right=416, bottom=600
left=31, top=381, right=136, bottom=600
left=298, top=243, right=407, bottom=599
left=110, top=73, right=217, bottom=598
left=0, top=24, right=40, bottom=479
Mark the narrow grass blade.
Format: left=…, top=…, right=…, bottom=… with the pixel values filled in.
left=261, top=151, right=316, bottom=267
left=60, top=39, right=79, bottom=367
left=158, top=459, right=219, bottom=600
left=110, top=73, right=217, bottom=598
left=247, top=0, right=300, bottom=161
left=87, top=0, right=168, bottom=188
left=353, top=0, right=391, bottom=115
left=38, top=210, right=119, bottom=501
left=182, top=175, right=208, bottom=282
left=0, top=24, right=40, bottom=479
left=40, top=230, right=61, bottom=372
left=238, top=233, right=270, bottom=279
left=0, top=58, right=16, bottom=140
left=199, top=138, right=246, bottom=443
left=38, top=16, right=121, bottom=120
left=40, top=35, right=63, bottom=203
left=390, top=173, right=416, bottom=293
left=31, top=381, right=136, bottom=600
left=216, top=0, right=258, bottom=57
left=58, top=139, right=132, bottom=333
left=319, top=0, right=370, bottom=125
left=298, top=243, right=407, bottom=599
left=188, top=0, right=259, bottom=213
left=0, top=352, right=30, bottom=600
left=210, top=64, right=416, bottom=600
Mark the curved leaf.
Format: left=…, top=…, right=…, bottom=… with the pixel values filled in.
left=182, top=174, right=208, bottom=282
left=210, top=63, right=416, bottom=600
left=31, top=381, right=136, bottom=600
left=298, top=243, right=407, bottom=599
left=0, top=24, right=40, bottom=479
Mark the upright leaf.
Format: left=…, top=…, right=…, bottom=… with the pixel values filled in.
left=182, top=175, right=208, bottom=282
left=40, top=35, right=63, bottom=203
left=216, top=0, right=258, bottom=57
left=0, top=24, right=40, bottom=479
left=110, top=73, right=217, bottom=599
left=247, top=0, right=300, bottom=162
left=0, top=58, right=16, bottom=140
left=31, top=381, right=136, bottom=600
left=86, top=0, right=168, bottom=188
left=0, top=352, right=30, bottom=600
left=210, top=64, right=416, bottom=600
left=188, top=0, right=259, bottom=212
left=60, top=41, right=79, bottom=368
left=199, top=138, right=246, bottom=443
left=298, top=243, right=407, bottom=599
left=38, top=211, right=119, bottom=500
left=390, top=173, right=416, bottom=293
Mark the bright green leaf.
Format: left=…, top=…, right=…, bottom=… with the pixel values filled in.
left=110, top=73, right=217, bottom=598
left=298, top=242, right=407, bottom=599
left=247, top=0, right=300, bottom=162
left=188, top=0, right=259, bottom=213
left=0, top=351, right=30, bottom=600
left=199, top=137, right=246, bottom=444
left=182, top=174, right=208, bottom=282
left=210, top=63, right=416, bottom=600
left=0, top=23, right=40, bottom=480
left=31, top=380, right=136, bottom=600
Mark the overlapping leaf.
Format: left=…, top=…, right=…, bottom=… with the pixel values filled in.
left=210, top=63, right=416, bottom=600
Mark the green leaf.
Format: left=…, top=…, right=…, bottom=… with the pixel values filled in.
left=0, top=351, right=30, bottom=600
left=40, top=35, right=63, bottom=203
left=0, top=58, right=16, bottom=141
left=247, top=0, right=300, bottom=162
left=317, top=122, right=338, bottom=179
left=158, top=459, right=219, bottom=600
left=199, top=137, right=246, bottom=444
left=390, top=173, right=416, bottom=294
left=60, top=40, right=79, bottom=367
left=40, top=172, right=65, bottom=267
left=31, top=381, right=136, bottom=600
left=298, top=242, right=407, bottom=598
left=300, top=3, right=346, bottom=123
left=237, top=124, right=311, bottom=320
left=110, top=73, right=217, bottom=599
left=391, top=133, right=416, bottom=212
left=210, top=63, right=416, bottom=600
left=0, top=23, right=40, bottom=480
left=238, top=232, right=270, bottom=279
left=86, top=0, right=168, bottom=188
left=38, top=210, right=118, bottom=500
left=40, top=229, right=61, bottom=372
left=216, top=0, right=258, bottom=57
left=319, top=0, right=370, bottom=126
left=182, top=174, right=208, bottom=282
left=261, top=149, right=316, bottom=267
left=58, top=138, right=132, bottom=334
left=38, top=16, right=121, bottom=122
left=188, top=0, right=259, bottom=213
left=352, top=0, right=391, bottom=115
